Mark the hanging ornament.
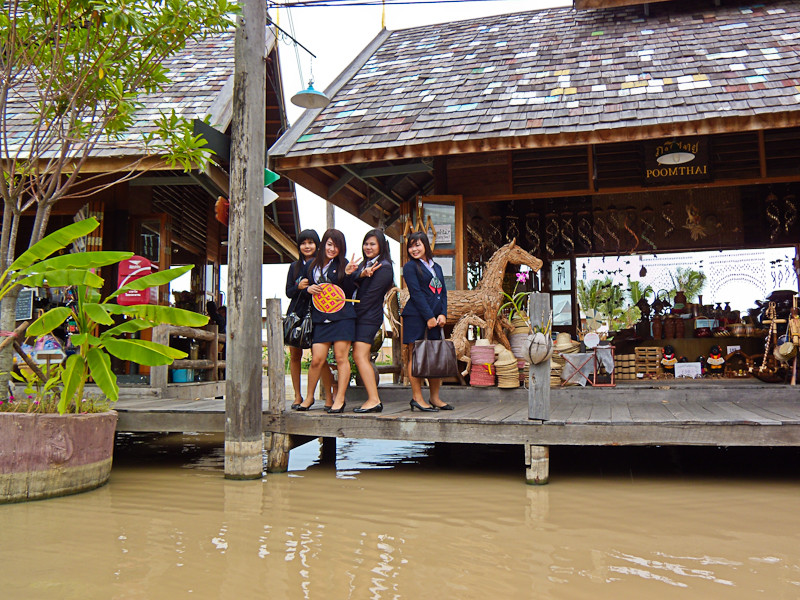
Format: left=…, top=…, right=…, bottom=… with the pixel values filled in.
left=560, top=213, right=575, bottom=255
left=765, top=192, right=780, bottom=242
left=639, top=265, right=647, bottom=277
left=784, top=193, right=797, bottom=234
left=545, top=213, right=559, bottom=257
left=624, top=207, right=639, bottom=254
left=577, top=211, right=592, bottom=253
left=525, top=212, right=541, bottom=257
left=661, top=202, right=675, bottom=239
left=506, top=215, right=519, bottom=243
left=582, top=263, right=587, bottom=280
left=606, top=207, right=621, bottom=254
left=592, top=209, right=607, bottom=253
left=640, top=206, right=657, bottom=250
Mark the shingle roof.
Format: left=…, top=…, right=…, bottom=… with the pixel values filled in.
left=4, top=32, right=235, bottom=159
left=274, top=0, right=800, bottom=161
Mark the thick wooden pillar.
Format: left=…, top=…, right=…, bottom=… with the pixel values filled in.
left=265, top=299, right=290, bottom=472
left=525, top=444, right=549, bottom=485
left=224, top=0, right=265, bottom=480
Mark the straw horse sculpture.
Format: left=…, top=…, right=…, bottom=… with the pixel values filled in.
left=385, top=239, right=544, bottom=353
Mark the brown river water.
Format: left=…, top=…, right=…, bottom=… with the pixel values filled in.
left=2, top=435, right=800, bottom=600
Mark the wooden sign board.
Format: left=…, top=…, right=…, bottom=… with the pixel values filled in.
left=643, top=137, right=711, bottom=185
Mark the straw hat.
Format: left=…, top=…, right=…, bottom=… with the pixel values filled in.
left=553, top=332, right=580, bottom=352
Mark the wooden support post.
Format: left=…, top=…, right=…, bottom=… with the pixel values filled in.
left=525, top=444, right=549, bottom=485
left=265, top=299, right=290, bottom=472
left=224, top=0, right=265, bottom=480
left=150, top=325, right=169, bottom=394
left=528, top=292, right=550, bottom=421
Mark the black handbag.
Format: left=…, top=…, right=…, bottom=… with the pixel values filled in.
left=411, top=327, right=458, bottom=379
left=284, top=308, right=314, bottom=349
left=293, top=309, right=314, bottom=349
left=283, top=312, right=301, bottom=345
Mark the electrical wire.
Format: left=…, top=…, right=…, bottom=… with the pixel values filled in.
left=269, top=0, right=528, bottom=7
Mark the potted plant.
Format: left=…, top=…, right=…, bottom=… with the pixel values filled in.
left=0, top=218, right=206, bottom=503
left=499, top=271, right=532, bottom=333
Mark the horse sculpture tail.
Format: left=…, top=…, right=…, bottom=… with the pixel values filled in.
left=383, top=286, right=402, bottom=334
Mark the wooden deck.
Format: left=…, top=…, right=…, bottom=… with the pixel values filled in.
left=114, top=379, right=800, bottom=447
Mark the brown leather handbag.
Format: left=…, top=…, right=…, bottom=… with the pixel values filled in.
left=411, top=327, right=458, bottom=379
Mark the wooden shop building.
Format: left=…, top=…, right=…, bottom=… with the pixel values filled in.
left=8, top=31, right=299, bottom=399
left=269, top=0, right=800, bottom=381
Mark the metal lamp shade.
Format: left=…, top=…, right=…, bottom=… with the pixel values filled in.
left=656, top=141, right=695, bottom=165
left=291, top=83, right=330, bottom=109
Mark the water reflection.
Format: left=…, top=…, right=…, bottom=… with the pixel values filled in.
left=2, top=436, right=800, bottom=599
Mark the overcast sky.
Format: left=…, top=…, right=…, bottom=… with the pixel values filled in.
left=253, top=0, right=568, bottom=310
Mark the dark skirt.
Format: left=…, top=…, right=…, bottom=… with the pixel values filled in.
left=313, top=318, right=355, bottom=344
left=402, top=315, right=442, bottom=345
left=354, top=321, right=381, bottom=345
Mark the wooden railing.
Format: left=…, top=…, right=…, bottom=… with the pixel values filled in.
left=150, top=323, right=224, bottom=390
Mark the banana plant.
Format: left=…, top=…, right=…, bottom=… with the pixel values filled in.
left=28, top=263, right=207, bottom=414
left=2, top=217, right=207, bottom=414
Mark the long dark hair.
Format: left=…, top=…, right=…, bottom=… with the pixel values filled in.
left=362, top=228, right=393, bottom=265
left=405, top=231, right=433, bottom=262
left=292, top=229, right=321, bottom=279
left=310, top=228, right=347, bottom=282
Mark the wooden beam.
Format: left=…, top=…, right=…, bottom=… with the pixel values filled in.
left=758, top=130, right=767, bottom=178
left=225, top=0, right=265, bottom=480
left=327, top=172, right=355, bottom=198
left=264, top=217, right=299, bottom=260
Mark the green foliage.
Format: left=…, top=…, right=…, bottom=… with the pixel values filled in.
left=577, top=277, right=628, bottom=331
left=1, top=218, right=207, bottom=414
left=667, top=267, right=706, bottom=303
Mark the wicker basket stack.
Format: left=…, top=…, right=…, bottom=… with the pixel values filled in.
left=470, top=344, right=496, bottom=387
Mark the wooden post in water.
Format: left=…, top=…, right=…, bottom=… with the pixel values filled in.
left=265, top=299, right=290, bottom=472
left=526, top=292, right=550, bottom=484
left=525, top=444, right=549, bottom=485
left=224, top=0, right=265, bottom=480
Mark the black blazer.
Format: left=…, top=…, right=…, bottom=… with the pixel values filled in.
left=401, top=259, right=447, bottom=321
left=285, top=259, right=312, bottom=316
left=354, top=259, right=394, bottom=326
left=308, top=260, right=357, bottom=323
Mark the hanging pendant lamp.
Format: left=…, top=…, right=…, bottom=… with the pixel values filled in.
left=291, top=81, right=330, bottom=109
left=656, top=139, right=695, bottom=165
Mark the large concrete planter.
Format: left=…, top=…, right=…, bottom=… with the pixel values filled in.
left=0, top=411, right=117, bottom=503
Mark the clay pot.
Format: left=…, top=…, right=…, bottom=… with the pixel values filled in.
left=675, top=318, right=685, bottom=339
left=652, top=317, right=663, bottom=340
left=663, top=318, right=676, bottom=339
left=0, top=411, right=117, bottom=504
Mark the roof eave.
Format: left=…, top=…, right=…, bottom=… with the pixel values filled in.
left=272, top=109, right=800, bottom=171
left=269, top=28, right=393, bottom=160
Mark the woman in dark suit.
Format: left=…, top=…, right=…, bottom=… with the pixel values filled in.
left=401, top=231, right=454, bottom=412
left=286, top=230, right=332, bottom=410
left=297, top=229, right=359, bottom=414
left=352, top=229, right=394, bottom=413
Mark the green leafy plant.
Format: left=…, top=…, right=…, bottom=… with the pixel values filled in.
left=1, top=217, right=207, bottom=414
left=499, top=271, right=532, bottom=328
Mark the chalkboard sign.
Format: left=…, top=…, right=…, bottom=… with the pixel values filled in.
left=15, top=289, right=34, bottom=321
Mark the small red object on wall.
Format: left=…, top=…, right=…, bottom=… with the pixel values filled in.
left=117, top=255, right=156, bottom=305
left=215, top=196, right=229, bottom=226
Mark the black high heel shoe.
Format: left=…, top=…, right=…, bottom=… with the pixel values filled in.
left=410, top=399, right=438, bottom=412
left=296, top=401, right=315, bottom=412
left=290, top=398, right=303, bottom=410
left=328, top=402, right=346, bottom=414
left=353, top=403, right=383, bottom=413
left=433, top=402, right=454, bottom=410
